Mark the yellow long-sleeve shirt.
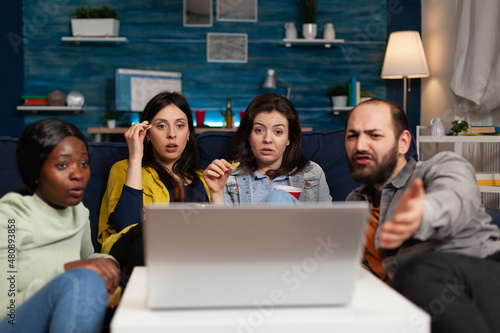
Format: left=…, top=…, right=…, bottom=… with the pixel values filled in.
left=98, top=159, right=210, bottom=254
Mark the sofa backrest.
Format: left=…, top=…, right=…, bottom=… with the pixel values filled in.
left=0, top=131, right=418, bottom=252
left=198, top=130, right=365, bottom=201
left=84, top=142, right=129, bottom=250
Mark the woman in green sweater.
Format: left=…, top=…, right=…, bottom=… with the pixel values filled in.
left=0, top=119, right=120, bottom=333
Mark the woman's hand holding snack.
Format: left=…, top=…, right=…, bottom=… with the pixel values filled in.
left=124, top=121, right=151, bottom=190
left=203, top=159, right=235, bottom=204
left=124, top=121, right=151, bottom=162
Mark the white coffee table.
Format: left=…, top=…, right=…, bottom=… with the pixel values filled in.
left=111, top=266, right=430, bottom=333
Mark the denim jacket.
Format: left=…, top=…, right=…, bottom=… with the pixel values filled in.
left=223, top=161, right=332, bottom=204
left=347, top=152, right=500, bottom=279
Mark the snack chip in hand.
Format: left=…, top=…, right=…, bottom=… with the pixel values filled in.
left=230, top=161, right=240, bottom=170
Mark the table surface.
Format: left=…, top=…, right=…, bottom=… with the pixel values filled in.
left=111, top=266, right=430, bottom=333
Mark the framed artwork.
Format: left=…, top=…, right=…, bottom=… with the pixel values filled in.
left=184, top=0, right=213, bottom=27
left=217, top=0, right=257, bottom=22
left=207, top=33, right=248, bottom=63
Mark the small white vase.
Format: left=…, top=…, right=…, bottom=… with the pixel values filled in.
left=302, top=23, right=317, bottom=40
left=284, top=22, right=297, bottom=39
left=331, top=96, right=348, bottom=107
left=323, top=23, right=335, bottom=40
left=430, top=118, right=445, bottom=136
left=107, top=119, right=116, bottom=128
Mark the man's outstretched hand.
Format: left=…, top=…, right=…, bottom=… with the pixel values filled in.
left=379, top=178, right=425, bottom=249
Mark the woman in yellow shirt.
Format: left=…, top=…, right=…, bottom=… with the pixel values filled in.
left=98, top=91, right=210, bottom=286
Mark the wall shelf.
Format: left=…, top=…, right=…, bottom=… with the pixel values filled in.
left=17, top=105, right=83, bottom=114
left=61, top=37, right=128, bottom=44
left=417, top=125, right=500, bottom=197
left=281, top=38, right=345, bottom=48
left=479, top=186, right=500, bottom=194
left=331, top=106, right=352, bottom=115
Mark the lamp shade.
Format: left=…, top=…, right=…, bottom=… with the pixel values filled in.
left=381, top=31, right=430, bottom=79
left=262, top=69, right=277, bottom=89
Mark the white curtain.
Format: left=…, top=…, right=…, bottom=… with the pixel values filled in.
left=450, top=0, right=500, bottom=113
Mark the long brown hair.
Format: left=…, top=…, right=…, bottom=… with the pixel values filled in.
left=233, top=93, right=309, bottom=179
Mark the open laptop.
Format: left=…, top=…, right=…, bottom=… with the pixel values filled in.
left=143, top=202, right=368, bottom=309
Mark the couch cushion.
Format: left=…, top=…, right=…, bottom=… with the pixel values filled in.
left=85, top=142, right=129, bottom=251
left=486, top=208, right=500, bottom=229
left=0, top=137, right=24, bottom=196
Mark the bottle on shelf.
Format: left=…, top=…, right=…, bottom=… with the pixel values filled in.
left=225, top=98, right=233, bottom=128
left=174, top=178, right=186, bottom=202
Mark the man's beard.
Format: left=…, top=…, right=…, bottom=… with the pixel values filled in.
left=347, top=144, right=399, bottom=185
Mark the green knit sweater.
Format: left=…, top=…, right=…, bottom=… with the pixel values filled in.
left=0, top=192, right=114, bottom=318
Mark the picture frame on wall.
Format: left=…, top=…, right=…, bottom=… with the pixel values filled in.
left=184, top=0, right=213, bottom=27
left=207, top=33, right=248, bottom=63
left=217, top=0, right=257, bottom=22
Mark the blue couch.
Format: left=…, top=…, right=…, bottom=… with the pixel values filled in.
left=6, top=130, right=497, bottom=253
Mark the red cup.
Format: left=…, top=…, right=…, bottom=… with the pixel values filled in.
left=273, top=185, right=302, bottom=200
left=239, top=111, right=245, bottom=123
left=195, top=110, right=205, bottom=127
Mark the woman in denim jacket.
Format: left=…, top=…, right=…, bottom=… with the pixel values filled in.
left=204, top=93, right=332, bottom=204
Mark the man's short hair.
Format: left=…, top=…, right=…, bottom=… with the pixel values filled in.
left=344, top=98, right=410, bottom=138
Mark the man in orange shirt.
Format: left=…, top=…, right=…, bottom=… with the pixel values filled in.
left=344, top=98, right=500, bottom=332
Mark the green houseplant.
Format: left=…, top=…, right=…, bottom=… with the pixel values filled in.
left=360, top=91, right=373, bottom=102
left=297, top=0, right=317, bottom=39
left=327, top=84, right=348, bottom=108
left=327, top=85, right=349, bottom=97
left=73, top=5, right=118, bottom=19
left=71, top=5, right=120, bottom=37
left=104, top=111, right=119, bottom=128
left=449, top=120, right=469, bottom=136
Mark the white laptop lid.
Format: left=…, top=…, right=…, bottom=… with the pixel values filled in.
left=143, top=202, right=368, bottom=309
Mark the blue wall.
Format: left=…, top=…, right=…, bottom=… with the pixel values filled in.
left=19, top=0, right=388, bottom=139
left=386, top=0, right=422, bottom=136
left=0, top=1, right=24, bottom=137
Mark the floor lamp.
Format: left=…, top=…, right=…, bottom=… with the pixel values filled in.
left=381, top=31, right=430, bottom=112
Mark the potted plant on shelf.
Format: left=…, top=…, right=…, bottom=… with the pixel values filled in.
left=71, top=5, right=120, bottom=37
left=104, top=111, right=119, bottom=128
left=297, top=0, right=317, bottom=40
left=360, top=91, right=373, bottom=102
left=449, top=120, right=469, bottom=136
left=327, top=85, right=349, bottom=107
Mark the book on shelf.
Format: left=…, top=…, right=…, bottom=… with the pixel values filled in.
left=476, top=172, right=500, bottom=186
left=347, top=77, right=360, bottom=107
left=460, top=132, right=500, bottom=136
left=22, top=95, right=48, bottom=105
left=469, top=126, right=500, bottom=134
